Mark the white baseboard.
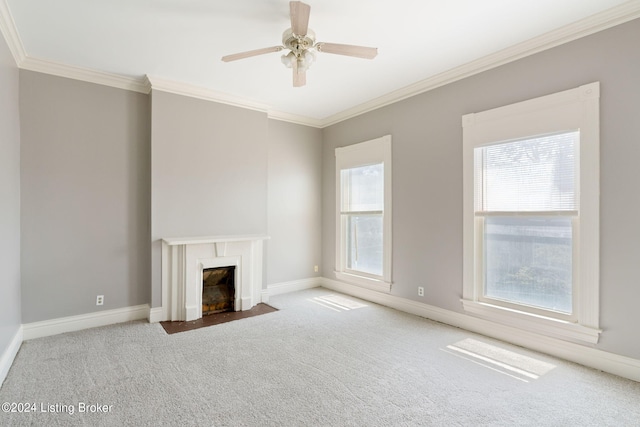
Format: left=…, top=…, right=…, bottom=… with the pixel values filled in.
left=266, top=278, right=321, bottom=297
left=320, top=277, right=640, bottom=383
left=0, top=326, right=23, bottom=388
left=148, top=306, right=164, bottom=323
left=149, top=278, right=321, bottom=321
left=22, top=304, right=150, bottom=341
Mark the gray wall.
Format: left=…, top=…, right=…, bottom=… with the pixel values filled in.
left=0, top=30, right=21, bottom=358
left=7, top=15, right=639, bottom=363
left=16, top=77, right=324, bottom=321
left=20, top=71, right=151, bottom=323
left=322, top=18, right=640, bottom=360
left=267, top=120, right=323, bottom=285
left=150, top=91, right=269, bottom=307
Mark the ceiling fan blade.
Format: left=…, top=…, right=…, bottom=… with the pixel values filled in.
left=315, top=43, right=378, bottom=59
left=292, top=57, right=306, bottom=87
left=290, top=1, right=311, bottom=36
left=221, top=46, right=283, bottom=62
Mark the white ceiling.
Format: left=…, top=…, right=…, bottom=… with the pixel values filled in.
left=3, top=0, right=638, bottom=124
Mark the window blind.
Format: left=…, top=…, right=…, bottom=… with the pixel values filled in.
left=474, top=131, right=579, bottom=213
left=341, top=163, right=384, bottom=213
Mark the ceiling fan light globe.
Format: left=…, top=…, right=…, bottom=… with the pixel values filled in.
left=281, top=51, right=296, bottom=68
left=304, top=49, right=316, bottom=63
left=298, top=49, right=316, bottom=72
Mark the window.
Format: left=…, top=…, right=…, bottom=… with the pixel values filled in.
left=462, top=83, right=601, bottom=343
left=478, top=132, right=577, bottom=318
left=335, top=135, right=392, bottom=291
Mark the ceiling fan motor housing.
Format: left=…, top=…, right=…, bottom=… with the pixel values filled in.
left=282, top=28, right=316, bottom=57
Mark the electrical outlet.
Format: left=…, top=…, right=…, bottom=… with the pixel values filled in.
left=96, top=295, right=104, bottom=306
left=418, top=287, right=424, bottom=297
left=314, top=265, right=319, bottom=273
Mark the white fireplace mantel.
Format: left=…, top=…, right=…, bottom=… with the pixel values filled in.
left=160, top=234, right=269, bottom=322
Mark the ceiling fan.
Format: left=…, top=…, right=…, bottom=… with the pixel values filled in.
left=221, top=1, right=378, bottom=87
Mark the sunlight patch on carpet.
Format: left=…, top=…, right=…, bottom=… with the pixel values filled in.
left=308, top=294, right=368, bottom=312
left=441, top=338, right=556, bottom=382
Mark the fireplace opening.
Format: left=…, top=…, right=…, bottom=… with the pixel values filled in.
left=202, top=266, right=235, bottom=315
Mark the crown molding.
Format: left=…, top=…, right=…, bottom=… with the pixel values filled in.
left=147, top=75, right=270, bottom=112
left=145, top=75, right=321, bottom=126
left=21, top=57, right=150, bottom=93
left=147, top=75, right=323, bottom=126
left=319, top=1, right=640, bottom=127
left=1, top=0, right=148, bottom=93
left=267, top=110, right=324, bottom=128
left=2, top=0, right=639, bottom=127
left=0, top=0, right=25, bottom=64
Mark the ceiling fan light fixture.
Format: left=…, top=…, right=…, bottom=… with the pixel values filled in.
left=281, top=47, right=315, bottom=73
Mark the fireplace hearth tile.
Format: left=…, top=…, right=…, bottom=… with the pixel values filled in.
left=160, top=303, right=278, bottom=335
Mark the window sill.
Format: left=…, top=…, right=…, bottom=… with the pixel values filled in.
left=335, top=271, right=391, bottom=293
left=461, top=299, right=601, bottom=344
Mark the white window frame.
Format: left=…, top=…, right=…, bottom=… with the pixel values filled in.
left=335, top=135, right=392, bottom=292
left=462, top=82, right=601, bottom=344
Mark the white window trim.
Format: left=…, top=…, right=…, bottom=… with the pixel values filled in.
left=335, top=135, right=392, bottom=292
left=462, top=82, right=601, bottom=344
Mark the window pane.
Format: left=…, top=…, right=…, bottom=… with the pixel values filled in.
left=475, top=132, right=578, bottom=212
left=484, top=216, right=572, bottom=314
left=341, top=163, right=384, bottom=212
left=345, top=214, right=383, bottom=276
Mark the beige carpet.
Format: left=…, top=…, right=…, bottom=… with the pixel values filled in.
left=1, top=288, right=639, bottom=426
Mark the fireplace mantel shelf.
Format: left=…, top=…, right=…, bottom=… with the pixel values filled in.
left=162, top=234, right=270, bottom=246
